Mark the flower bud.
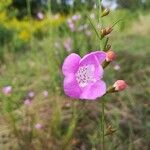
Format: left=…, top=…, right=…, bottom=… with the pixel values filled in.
left=101, top=8, right=110, bottom=17
left=101, top=27, right=113, bottom=38
left=113, top=80, right=127, bottom=91
left=106, top=50, right=116, bottom=62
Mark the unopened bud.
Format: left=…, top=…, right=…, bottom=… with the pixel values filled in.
left=113, top=80, right=127, bottom=91
left=106, top=50, right=116, bottom=62
left=101, top=8, right=110, bottom=17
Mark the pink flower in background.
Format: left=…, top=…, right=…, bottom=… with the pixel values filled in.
left=35, top=123, right=42, bottom=129
left=113, top=80, right=127, bottom=91
left=2, top=86, right=12, bottom=95
left=28, top=91, right=35, bottom=98
left=43, top=90, right=48, bottom=97
left=37, top=12, right=44, bottom=20
left=67, top=19, right=75, bottom=32
left=63, top=38, right=72, bottom=52
left=62, top=51, right=106, bottom=100
left=72, top=14, right=81, bottom=21
left=24, top=99, right=31, bottom=106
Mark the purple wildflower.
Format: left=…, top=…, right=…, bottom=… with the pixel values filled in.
left=72, top=14, right=81, bottom=21
left=28, top=91, right=35, bottom=98
left=67, top=19, right=75, bottom=32
left=35, top=123, right=42, bottom=129
left=62, top=51, right=106, bottom=100
left=24, top=99, right=31, bottom=106
left=37, top=12, right=44, bottom=20
left=2, top=86, right=12, bottom=95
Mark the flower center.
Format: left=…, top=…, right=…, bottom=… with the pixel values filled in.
left=75, top=65, right=95, bottom=87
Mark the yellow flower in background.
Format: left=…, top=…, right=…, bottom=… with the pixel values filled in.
left=19, top=30, right=31, bottom=42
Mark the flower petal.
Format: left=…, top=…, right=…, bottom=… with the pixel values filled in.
left=80, top=51, right=106, bottom=66
left=64, top=74, right=82, bottom=99
left=62, top=53, right=81, bottom=76
left=80, top=51, right=104, bottom=80
left=80, top=80, right=106, bottom=100
left=92, top=51, right=106, bottom=64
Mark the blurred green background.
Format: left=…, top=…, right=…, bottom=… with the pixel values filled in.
left=0, top=0, right=149, bottom=149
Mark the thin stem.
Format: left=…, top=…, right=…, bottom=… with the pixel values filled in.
left=26, top=0, right=32, bottom=49
left=97, top=0, right=105, bottom=149
left=98, top=0, right=102, bottom=24
left=111, top=19, right=123, bottom=28
left=101, top=100, right=105, bottom=150
left=47, top=0, right=51, bottom=18
left=87, top=15, right=102, bottom=44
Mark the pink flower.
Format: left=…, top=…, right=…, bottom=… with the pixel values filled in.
left=113, top=80, right=127, bottom=91
left=35, top=123, right=42, bottom=129
left=62, top=51, right=106, bottom=100
left=37, top=12, right=44, bottom=20
left=67, top=19, right=75, bottom=32
left=63, top=38, right=72, bottom=52
left=72, top=14, right=81, bottom=21
left=24, top=99, right=31, bottom=106
left=2, top=86, right=12, bottom=95
left=28, top=91, right=35, bottom=98
left=106, top=50, right=116, bottom=62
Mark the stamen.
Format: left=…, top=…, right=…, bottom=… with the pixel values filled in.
left=75, top=65, right=95, bottom=87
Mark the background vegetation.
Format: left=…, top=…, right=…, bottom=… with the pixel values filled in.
left=0, top=0, right=149, bottom=149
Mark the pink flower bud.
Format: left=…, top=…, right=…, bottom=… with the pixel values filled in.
left=113, top=80, right=127, bottom=91
left=106, top=50, right=116, bottom=62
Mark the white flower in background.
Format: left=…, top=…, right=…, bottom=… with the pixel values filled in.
left=113, top=64, right=121, bottom=71
left=43, top=90, right=49, bottom=97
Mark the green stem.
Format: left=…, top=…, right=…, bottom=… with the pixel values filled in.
left=97, top=1, right=105, bottom=149
left=101, top=100, right=105, bottom=150
left=87, top=15, right=102, bottom=44
left=26, top=0, right=31, bottom=19
left=47, top=0, right=51, bottom=18
left=26, top=0, right=32, bottom=49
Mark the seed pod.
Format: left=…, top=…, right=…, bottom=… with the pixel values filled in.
left=101, top=8, right=110, bottom=17
left=100, top=27, right=113, bottom=38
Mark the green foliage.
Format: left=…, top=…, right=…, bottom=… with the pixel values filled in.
left=0, top=25, right=13, bottom=46
left=116, top=0, right=150, bottom=10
